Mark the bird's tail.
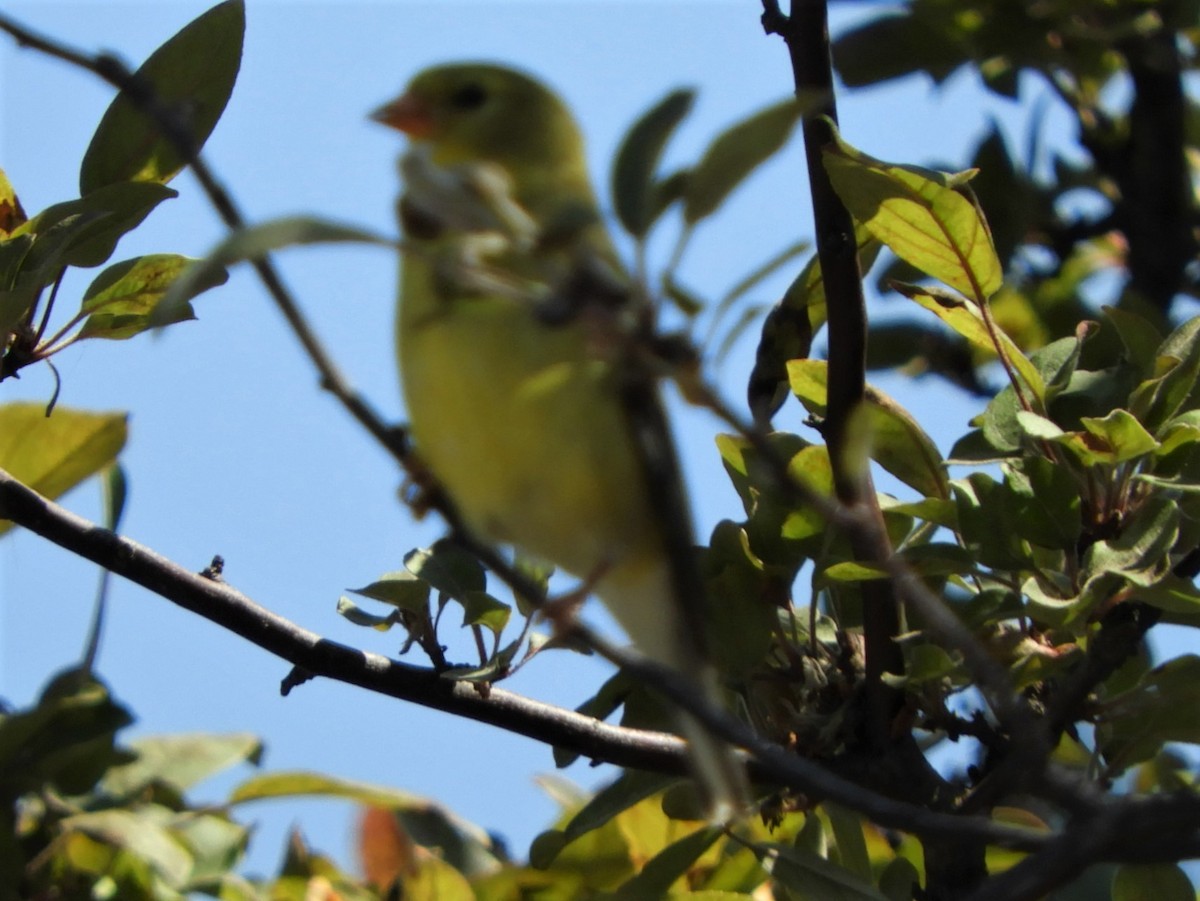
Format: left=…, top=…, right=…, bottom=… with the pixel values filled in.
left=600, top=560, right=750, bottom=821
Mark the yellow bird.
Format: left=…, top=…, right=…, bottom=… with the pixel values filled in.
left=372, top=63, right=747, bottom=819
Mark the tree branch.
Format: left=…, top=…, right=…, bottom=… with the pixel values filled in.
left=0, top=466, right=1049, bottom=852
left=764, top=0, right=904, bottom=748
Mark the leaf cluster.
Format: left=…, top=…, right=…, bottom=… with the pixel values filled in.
left=0, top=1, right=241, bottom=395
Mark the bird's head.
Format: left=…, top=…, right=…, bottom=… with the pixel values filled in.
left=371, top=63, right=585, bottom=174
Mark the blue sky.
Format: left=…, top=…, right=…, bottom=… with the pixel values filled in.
left=1, top=0, right=1072, bottom=880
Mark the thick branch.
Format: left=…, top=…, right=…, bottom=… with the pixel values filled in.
left=765, top=0, right=904, bottom=746
left=0, top=467, right=1048, bottom=851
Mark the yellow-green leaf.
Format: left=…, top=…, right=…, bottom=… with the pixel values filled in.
left=0, top=404, right=127, bottom=537
left=894, top=282, right=1044, bottom=401
left=1112, top=863, right=1194, bottom=901
left=0, top=165, right=27, bottom=235
left=79, top=254, right=226, bottom=340
left=786, top=359, right=948, bottom=498
left=823, top=128, right=1001, bottom=300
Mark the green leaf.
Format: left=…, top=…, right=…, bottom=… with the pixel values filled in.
left=1129, top=317, right=1200, bottom=432
left=684, top=97, right=804, bottom=225
left=101, top=463, right=127, bottom=532
left=824, top=804, right=871, bottom=882
left=716, top=431, right=820, bottom=569
left=0, top=404, right=127, bottom=537
left=894, top=283, right=1043, bottom=402
left=747, top=228, right=881, bottom=425
left=780, top=449, right=836, bottom=543
left=560, top=769, right=679, bottom=845
left=335, top=596, right=401, bottom=630
left=63, top=809, right=193, bottom=887
left=79, top=254, right=227, bottom=340
left=823, top=128, right=1001, bottom=300
left=833, top=11, right=966, bottom=88
left=14, top=182, right=177, bottom=270
left=1077, top=410, right=1158, bottom=463
left=101, top=733, right=262, bottom=797
left=976, top=336, right=1091, bottom=453
left=953, top=473, right=1032, bottom=571
left=346, top=570, right=431, bottom=614
left=0, top=668, right=134, bottom=797
left=1003, top=456, right=1082, bottom=551
left=229, top=767, right=506, bottom=883
left=398, top=856, right=475, bottom=901
left=879, top=856, right=920, bottom=901
left=405, top=541, right=486, bottom=600
left=701, top=521, right=776, bottom=677
left=1104, top=305, right=1164, bottom=375
left=1099, top=655, right=1200, bottom=770
left=758, top=841, right=890, bottom=901
left=611, top=826, right=723, bottom=898
left=1111, top=863, right=1195, bottom=901
left=1136, top=576, right=1200, bottom=615
left=611, top=88, right=695, bottom=237
left=662, top=274, right=706, bottom=315
left=153, top=215, right=389, bottom=327
left=1081, top=497, right=1178, bottom=591
left=459, top=590, right=511, bottom=636
left=786, top=359, right=948, bottom=498
left=0, top=233, right=35, bottom=337
left=80, top=1, right=245, bottom=193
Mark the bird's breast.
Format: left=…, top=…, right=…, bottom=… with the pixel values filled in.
left=398, top=286, right=657, bottom=581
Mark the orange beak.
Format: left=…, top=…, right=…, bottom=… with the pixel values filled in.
left=369, top=91, right=434, bottom=138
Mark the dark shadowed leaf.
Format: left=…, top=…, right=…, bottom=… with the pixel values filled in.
left=15, top=183, right=178, bottom=271
left=80, top=1, right=245, bottom=193
left=404, top=540, right=486, bottom=599
left=611, top=88, right=695, bottom=237
left=684, top=97, right=804, bottom=225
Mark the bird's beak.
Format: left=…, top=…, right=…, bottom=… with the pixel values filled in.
left=369, top=91, right=434, bottom=138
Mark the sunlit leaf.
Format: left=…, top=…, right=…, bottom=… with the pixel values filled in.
left=1112, top=863, right=1194, bottom=901
left=79, top=254, right=227, bottom=340
left=0, top=404, right=127, bottom=537
left=346, top=570, right=431, bottom=614
left=0, top=165, right=28, bottom=235
left=824, top=128, right=1001, bottom=300
left=893, top=283, right=1043, bottom=402
left=787, top=359, right=948, bottom=498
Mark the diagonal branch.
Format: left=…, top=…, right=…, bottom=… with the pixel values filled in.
left=0, top=466, right=1050, bottom=852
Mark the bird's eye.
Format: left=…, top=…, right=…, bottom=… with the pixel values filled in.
left=450, top=83, right=488, bottom=110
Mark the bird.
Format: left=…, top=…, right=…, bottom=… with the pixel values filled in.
left=371, top=62, right=748, bottom=820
